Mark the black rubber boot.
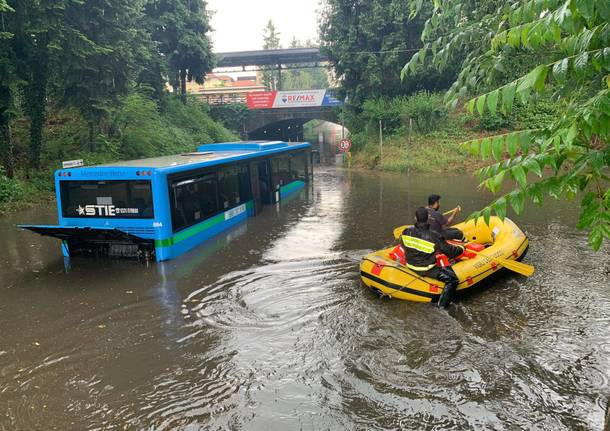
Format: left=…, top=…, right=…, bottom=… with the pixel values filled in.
left=436, top=267, right=459, bottom=308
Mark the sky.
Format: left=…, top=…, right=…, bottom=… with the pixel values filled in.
left=206, top=0, right=321, bottom=53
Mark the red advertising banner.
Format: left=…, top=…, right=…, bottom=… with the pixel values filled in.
left=246, top=89, right=342, bottom=109
left=246, top=91, right=277, bottom=109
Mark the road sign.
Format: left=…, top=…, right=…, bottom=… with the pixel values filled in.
left=62, top=159, right=84, bottom=169
left=339, top=138, right=352, bottom=153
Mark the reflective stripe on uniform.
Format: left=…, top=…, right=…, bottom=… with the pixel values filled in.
left=406, top=262, right=436, bottom=272
left=401, top=235, right=435, bottom=254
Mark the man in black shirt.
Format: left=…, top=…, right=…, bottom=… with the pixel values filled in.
left=426, top=194, right=465, bottom=241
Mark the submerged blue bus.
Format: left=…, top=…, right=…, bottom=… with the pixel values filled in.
left=20, top=141, right=312, bottom=261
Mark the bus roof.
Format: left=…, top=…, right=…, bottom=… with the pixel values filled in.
left=94, top=141, right=311, bottom=172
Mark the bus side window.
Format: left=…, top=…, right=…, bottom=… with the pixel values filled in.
left=238, top=164, right=252, bottom=202
left=212, top=164, right=254, bottom=211
left=175, top=185, right=199, bottom=225
left=219, top=166, right=241, bottom=209
left=198, top=175, right=218, bottom=217
left=271, top=156, right=290, bottom=188
left=280, top=157, right=290, bottom=185
left=290, top=152, right=307, bottom=181
left=171, top=173, right=218, bottom=232
left=171, top=187, right=185, bottom=228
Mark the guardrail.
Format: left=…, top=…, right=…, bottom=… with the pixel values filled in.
left=192, top=93, right=248, bottom=105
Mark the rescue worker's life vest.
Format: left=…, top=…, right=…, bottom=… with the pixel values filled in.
left=400, top=223, right=465, bottom=272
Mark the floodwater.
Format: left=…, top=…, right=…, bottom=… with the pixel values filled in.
left=1, top=167, right=609, bottom=430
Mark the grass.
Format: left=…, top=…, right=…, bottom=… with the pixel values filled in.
left=349, top=112, right=491, bottom=174
left=0, top=172, right=55, bottom=215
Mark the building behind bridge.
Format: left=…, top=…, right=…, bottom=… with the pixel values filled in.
left=182, top=73, right=267, bottom=105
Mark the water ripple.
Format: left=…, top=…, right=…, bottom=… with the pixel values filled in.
left=1, top=169, right=609, bottom=430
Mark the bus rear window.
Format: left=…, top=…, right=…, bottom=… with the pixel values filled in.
left=60, top=180, right=154, bottom=218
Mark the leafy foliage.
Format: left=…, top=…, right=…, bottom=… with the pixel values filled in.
left=0, top=0, right=217, bottom=184
left=53, top=0, right=144, bottom=151
left=145, top=0, right=214, bottom=103
left=0, top=1, right=16, bottom=177
left=113, top=94, right=235, bottom=159
left=355, top=92, right=447, bottom=135
left=347, top=107, right=481, bottom=173
left=37, top=94, right=235, bottom=163
left=281, top=38, right=330, bottom=91
left=262, top=20, right=281, bottom=90
left=208, top=103, right=251, bottom=135
left=0, top=169, right=24, bottom=204
left=319, top=0, right=455, bottom=104
left=405, top=0, right=610, bottom=250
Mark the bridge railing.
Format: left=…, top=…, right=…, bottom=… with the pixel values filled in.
left=191, top=92, right=248, bottom=105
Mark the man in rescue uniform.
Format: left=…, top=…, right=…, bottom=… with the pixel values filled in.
left=400, top=207, right=464, bottom=307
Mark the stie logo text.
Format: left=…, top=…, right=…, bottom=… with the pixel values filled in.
left=77, top=205, right=139, bottom=216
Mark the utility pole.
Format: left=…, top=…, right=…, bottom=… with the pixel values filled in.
left=379, top=119, right=383, bottom=157
left=277, top=63, right=282, bottom=90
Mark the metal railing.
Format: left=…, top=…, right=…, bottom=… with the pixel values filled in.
left=192, top=92, right=249, bottom=105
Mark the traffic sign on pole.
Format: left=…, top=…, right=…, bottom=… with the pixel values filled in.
left=339, top=138, right=352, bottom=153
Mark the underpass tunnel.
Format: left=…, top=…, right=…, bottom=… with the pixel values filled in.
left=249, top=119, right=350, bottom=165
left=249, top=119, right=309, bottom=142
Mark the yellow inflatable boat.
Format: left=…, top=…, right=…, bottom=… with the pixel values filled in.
left=360, top=216, right=529, bottom=302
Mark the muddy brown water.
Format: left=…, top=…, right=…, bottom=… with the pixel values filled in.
left=1, top=167, right=609, bottom=430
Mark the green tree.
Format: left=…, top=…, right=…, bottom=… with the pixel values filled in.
left=0, top=0, right=16, bottom=177
left=133, top=3, right=168, bottom=101
left=282, top=37, right=330, bottom=90
left=405, top=0, right=610, bottom=250
left=144, top=0, right=214, bottom=104
left=53, top=0, right=145, bottom=151
left=262, top=19, right=281, bottom=90
left=9, top=0, right=67, bottom=169
left=319, top=0, right=448, bottom=104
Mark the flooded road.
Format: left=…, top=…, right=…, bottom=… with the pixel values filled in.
left=1, top=167, right=609, bottom=430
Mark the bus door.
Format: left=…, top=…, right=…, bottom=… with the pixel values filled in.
left=249, top=162, right=262, bottom=214
left=256, top=160, right=272, bottom=205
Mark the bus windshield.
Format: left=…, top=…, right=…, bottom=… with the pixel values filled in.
left=60, top=180, right=154, bottom=218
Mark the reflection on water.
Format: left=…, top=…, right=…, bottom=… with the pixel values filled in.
left=0, top=167, right=608, bottom=430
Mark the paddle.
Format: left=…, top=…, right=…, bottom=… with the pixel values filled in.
left=393, top=206, right=460, bottom=240
left=465, top=248, right=535, bottom=277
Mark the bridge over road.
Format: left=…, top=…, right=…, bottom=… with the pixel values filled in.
left=242, top=89, right=342, bottom=141
left=245, top=106, right=339, bottom=141
left=215, top=48, right=327, bottom=69
left=212, top=49, right=342, bottom=142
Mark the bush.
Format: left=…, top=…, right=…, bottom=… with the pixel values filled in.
left=42, top=109, right=91, bottom=166
left=394, top=91, right=447, bottom=132
left=112, top=94, right=238, bottom=159
left=4, top=90, right=239, bottom=208
left=27, top=169, right=55, bottom=193
left=512, top=97, right=557, bottom=130
left=209, top=103, right=251, bottom=134
left=115, top=94, right=170, bottom=158
left=476, top=111, right=513, bottom=131
left=160, top=95, right=236, bottom=148
left=361, top=98, right=404, bottom=133
left=0, top=171, right=25, bottom=205
left=357, top=92, right=448, bottom=135
left=474, top=95, right=558, bottom=132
